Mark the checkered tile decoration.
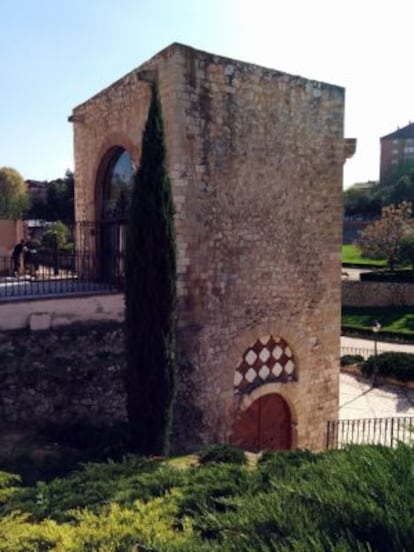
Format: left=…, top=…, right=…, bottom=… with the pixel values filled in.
left=234, top=335, right=297, bottom=393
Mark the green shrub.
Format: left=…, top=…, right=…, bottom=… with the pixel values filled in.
left=341, top=354, right=364, bottom=367
left=41, top=221, right=69, bottom=249
left=1, top=446, right=413, bottom=551
left=198, top=445, right=247, bottom=465
left=258, top=449, right=320, bottom=481
left=362, top=351, right=414, bottom=381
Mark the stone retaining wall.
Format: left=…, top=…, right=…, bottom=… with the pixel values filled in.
left=342, top=280, right=414, bottom=307
left=0, top=321, right=202, bottom=451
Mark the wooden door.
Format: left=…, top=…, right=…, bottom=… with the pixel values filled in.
left=230, top=393, right=291, bottom=452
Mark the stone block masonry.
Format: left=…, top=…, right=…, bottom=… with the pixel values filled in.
left=0, top=321, right=200, bottom=451
left=71, top=43, right=355, bottom=451
left=0, top=322, right=127, bottom=429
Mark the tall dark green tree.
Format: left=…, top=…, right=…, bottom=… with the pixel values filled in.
left=125, top=83, right=176, bottom=455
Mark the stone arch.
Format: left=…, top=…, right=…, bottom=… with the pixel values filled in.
left=223, top=326, right=302, bottom=451
left=94, top=133, right=139, bottom=222
left=92, top=138, right=137, bottom=282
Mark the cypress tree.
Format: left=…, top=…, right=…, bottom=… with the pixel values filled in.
left=125, top=82, right=176, bottom=455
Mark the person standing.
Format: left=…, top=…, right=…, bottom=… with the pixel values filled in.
left=11, top=239, right=26, bottom=277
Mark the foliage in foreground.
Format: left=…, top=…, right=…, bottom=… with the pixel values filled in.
left=198, top=444, right=247, bottom=465
left=0, top=444, right=413, bottom=551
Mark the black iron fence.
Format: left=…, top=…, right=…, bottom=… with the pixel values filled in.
left=0, top=251, right=123, bottom=300
left=327, top=416, right=414, bottom=449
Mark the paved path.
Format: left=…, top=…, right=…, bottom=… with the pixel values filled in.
left=340, top=336, right=414, bottom=419
left=339, top=372, right=414, bottom=420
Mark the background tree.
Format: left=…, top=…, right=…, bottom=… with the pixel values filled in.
left=396, top=230, right=414, bottom=270
left=27, top=170, right=75, bottom=222
left=0, top=167, right=29, bottom=219
left=125, top=83, right=176, bottom=456
left=357, top=201, right=413, bottom=270
left=343, top=161, right=414, bottom=219
left=344, top=187, right=381, bottom=218
left=41, top=221, right=70, bottom=249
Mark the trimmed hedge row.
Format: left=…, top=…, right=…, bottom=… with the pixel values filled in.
left=340, top=352, right=414, bottom=381
left=360, top=270, right=414, bottom=282
left=340, top=354, right=364, bottom=366
left=361, top=351, right=414, bottom=381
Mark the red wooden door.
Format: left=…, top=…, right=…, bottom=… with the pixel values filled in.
left=230, top=393, right=291, bottom=452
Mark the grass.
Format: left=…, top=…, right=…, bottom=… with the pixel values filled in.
left=342, top=306, right=414, bottom=336
left=342, top=244, right=387, bottom=266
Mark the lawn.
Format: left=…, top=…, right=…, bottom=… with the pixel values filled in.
left=342, top=306, right=414, bottom=336
left=0, top=445, right=413, bottom=551
left=342, top=244, right=387, bottom=266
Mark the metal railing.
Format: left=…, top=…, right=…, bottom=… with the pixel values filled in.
left=327, top=416, right=414, bottom=449
left=341, top=346, right=374, bottom=359
left=0, top=252, right=123, bottom=300
left=341, top=345, right=414, bottom=359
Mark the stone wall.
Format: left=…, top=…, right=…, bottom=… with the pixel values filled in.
left=71, top=43, right=353, bottom=451
left=0, top=219, right=24, bottom=259
left=0, top=322, right=126, bottom=428
left=342, top=280, right=414, bottom=307
left=0, top=321, right=202, bottom=451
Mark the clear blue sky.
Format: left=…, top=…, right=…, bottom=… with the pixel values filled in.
left=1, top=0, right=413, bottom=187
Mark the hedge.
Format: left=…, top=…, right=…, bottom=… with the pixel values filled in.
left=362, top=351, right=414, bottom=381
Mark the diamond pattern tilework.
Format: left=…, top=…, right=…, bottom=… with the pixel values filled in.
left=285, top=360, right=295, bottom=375
left=245, top=350, right=257, bottom=365
left=273, top=362, right=283, bottom=377
left=234, top=371, right=243, bottom=387
left=259, top=365, right=270, bottom=380
left=272, top=346, right=283, bottom=360
left=259, top=348, right=270, bottom=362
left=245, top=368, right=257, bottom=383
left=234, top=335, right=298, bottom=393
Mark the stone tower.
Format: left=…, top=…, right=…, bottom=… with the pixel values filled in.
left=70, top=43, right=355, bottom=452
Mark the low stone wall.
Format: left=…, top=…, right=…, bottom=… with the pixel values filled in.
left=342, top=280, right=414, bottom=307
left=0, top=322, right=127, bottom=428
left=0, top=293, right=124, bottom=331
left=0, top=320, right=202, bottom=451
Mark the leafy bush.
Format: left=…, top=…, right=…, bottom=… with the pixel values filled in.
left=362, top=351, right=414, bottom=381
left=41, top=221, right=69, bottom=249
left=341, top=354, right=364, bottom=366
left=198, top=444, right=246, bottom=465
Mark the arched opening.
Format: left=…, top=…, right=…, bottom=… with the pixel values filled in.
left=96, top=147, right=135, bottom=282
left=230, top=393, right=292, bottom=452
left=229, top=334, right=297, bottom=452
